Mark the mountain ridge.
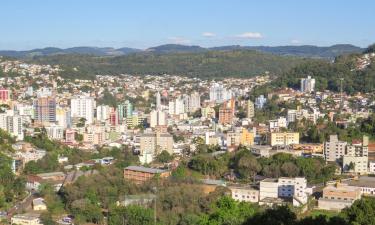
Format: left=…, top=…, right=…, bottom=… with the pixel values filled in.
left=0, top=44, right=364, bottom=59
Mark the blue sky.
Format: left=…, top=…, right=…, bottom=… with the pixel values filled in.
left=1, top=0, right=374, bottom=50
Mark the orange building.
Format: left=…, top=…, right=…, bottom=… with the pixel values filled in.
left=219, top=107, right=233, bottom=125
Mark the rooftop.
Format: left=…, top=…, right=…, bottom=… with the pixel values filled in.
left=125, top=166, right=168, bottom=174
left=344, top=176, right=375, bottom=188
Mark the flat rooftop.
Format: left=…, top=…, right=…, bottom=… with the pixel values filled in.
left=125, top=166, right=168, bottom=174
left=344, top=176, right=375, bottom=188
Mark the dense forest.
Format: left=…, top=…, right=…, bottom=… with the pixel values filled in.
left=29, top=50, right=310, bottom=79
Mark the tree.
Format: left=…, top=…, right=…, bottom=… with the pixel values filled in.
left=109, top=205, right=153, bottom=225
left=245, top=205, right=296, bottom=225
left=342, top=197, right=375, bottom=225
left=237, top=154, right=262, bottom=182
left=200, top=196, right=258, bottom=225
left=281, top=162, right=300, bottom=177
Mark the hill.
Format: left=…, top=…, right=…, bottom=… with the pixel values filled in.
left=0, top=46, right=142, bottom=58
left=29, top=50, right=312, bottom=79
left=267, top=50, right=375, bottom=94
left=0, top=44, right=363, bottom=59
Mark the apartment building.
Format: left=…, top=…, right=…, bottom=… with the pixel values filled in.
left=70, top=95, right=96, bottom=124
left=139, top=131, right=173, bottom=164
left=270, top=132, right=299, bottom=146
left=33, top=96, right=56, bottom=125
left=324, top=135, right=347, bottom=162
left=246, top=100, right=255, bottom=118
left=342, top=156, right=368, bottom=174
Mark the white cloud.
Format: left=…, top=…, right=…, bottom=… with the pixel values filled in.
left=235, top=32, right=263, bottom=39
left=291, top=39, right=302, bottom=44
left=202, top=32, right=216, bottom=38
left=167, top=37, right=191, bottom=45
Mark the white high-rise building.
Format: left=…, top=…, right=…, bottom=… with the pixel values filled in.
left=156, top=92, right=161, bottom=110
left=189, top=92, right=201, bottom=113
left=300, top=76, right=316, bottom=93
left=209, top=83, right=232, bottom=103
left=7, top=115, right=24, bottom=141
left=71, top=96, right=96, bottom=124
left=96, top=105, right=110, bottom=122
left=56, top=106, right=71, bottom=129
left=0, top=110, right=24, bottom=140
left=169, top=97, right=185, bottom=115
left=150, top=110, right=167, bottom=128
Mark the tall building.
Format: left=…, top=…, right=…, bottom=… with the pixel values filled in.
left=209, top=83, right=232, bottom=103
left=6, top=115, right=24, bottom=141
left=0, top=110, right=24, bottom=140
left=169, top=97, right=185, bottom=115
left=70, top=96, right=96, bottom=124
left=156, top=92, right=161, bottom=110
left=183, top=92, right=201, bottom=113
left=150, top=110, right=167, bottom=128
left=0, top=88, right=11, bottom=102
left=324, top=135, right=348, bottom=162
left=246, top=100, right=255, bottom=118
left=33, top=96, right=56, bottom=125
left=109, top=109, right=118, bottom=126
left=255, top=95, right=267, bottom=109
left=219, top=107, right=233, bottom=125
left=97, top=105, right=110, bottom=122
left=117, top=100, right=133, bottom=121
left=56, top=107, right=71, bottom=128
left=300, top=76, right=316, bottom=93
left=139, top=131, right=173, bottom=164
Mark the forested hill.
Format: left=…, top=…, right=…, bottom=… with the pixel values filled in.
left=0, top=44, right=363, bottom=59
left=29, top=50, right=313, bottom=79
left=268, top=45, right=375, bottom=94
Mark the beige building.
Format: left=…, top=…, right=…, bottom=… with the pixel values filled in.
left=343, top=156, right=368, bottom=175
left=229, top=185, right=259, bottom=203
left=246, top=100, right=255, bottom=118
left=270, top=132, right=299, bottom=146
left=324, top=135, right=347, bottom=162
left=32, top=198, right=47, bottom=211
left=139, top=131, right=173, bottom=164
left=11, top=213, right=42, bottom=225
left=318, top=183, right=361, bottom=211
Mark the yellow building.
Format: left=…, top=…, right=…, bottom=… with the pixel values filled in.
left=126, top=114, right=147, bottom=128
left=226, top=128, right=254, bottom=151
left=240, top=128, right=254, bottom=146
left=270, top=132, right=299, bottom=146
left=201, top=106, right=215, bottom=118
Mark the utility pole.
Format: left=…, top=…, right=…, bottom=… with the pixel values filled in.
left=340, top=78, right=344, bottom=111
left=153, top=184, right=158, bottom=225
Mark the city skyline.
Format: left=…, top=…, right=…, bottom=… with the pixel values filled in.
left=1, top=0, right=375, bottom=50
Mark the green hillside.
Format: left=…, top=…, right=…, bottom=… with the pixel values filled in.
left=29, top=50, right=312, bottom=79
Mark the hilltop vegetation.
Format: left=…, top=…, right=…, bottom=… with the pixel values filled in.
left=257, top=44, right=375, bottom=94
left=29, top=50, right=311, bottom=79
